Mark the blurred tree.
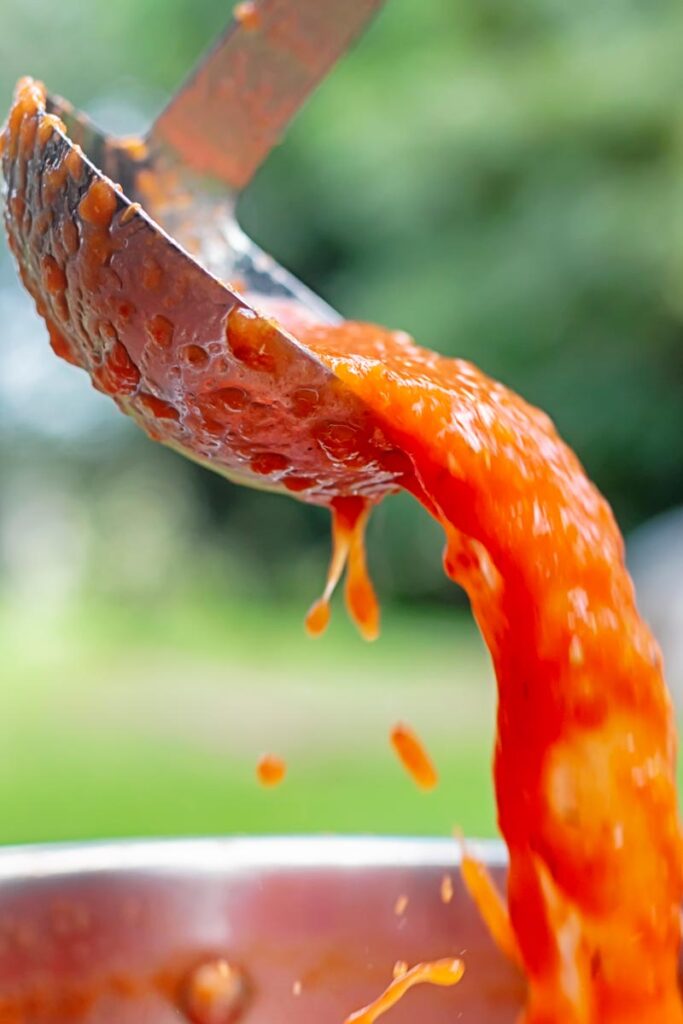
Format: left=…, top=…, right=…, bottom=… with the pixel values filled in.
left=2, top=0, right=683, bottom=602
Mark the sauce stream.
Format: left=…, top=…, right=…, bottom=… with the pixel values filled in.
left=343, top=958, right=464, bottom=1024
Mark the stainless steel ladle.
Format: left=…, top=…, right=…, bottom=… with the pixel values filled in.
left=50, top=0, right=386, bottom=318
left=2, top=0, right=406, bottom=504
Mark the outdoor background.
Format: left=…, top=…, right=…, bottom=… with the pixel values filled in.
left=1, top=0, right=683, bottom=843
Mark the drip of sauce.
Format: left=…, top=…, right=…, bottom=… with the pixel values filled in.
left=305, top=506, right=353, bottom=636
left=256, top=753, right=286, bottom=787
left=343, top=959, right=464, bottom=1024
left=305, top=497, right=379, bottom=640
left=344, top=502, right=380, bottom=641
left=390, top=723, right=438, bottom=791
left=457, top=839, right=522, bottom=968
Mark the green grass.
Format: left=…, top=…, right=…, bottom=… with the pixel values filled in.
left=0, top=595, right=498, bottom=844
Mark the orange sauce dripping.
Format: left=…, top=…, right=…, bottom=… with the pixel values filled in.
left=344, top=504, right=380, bottom=641
left=256, top=753, right=287, bottom=787
left=390, top=723, right=438, bottom=791
left=343, top=959, right=464, bottom=1024
left=458, top=842, right=523, bottom=968
left=305, top=497, right=379, bottom=640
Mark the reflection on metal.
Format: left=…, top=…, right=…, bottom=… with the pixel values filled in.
left=0, top=836, right=522, bottom=1023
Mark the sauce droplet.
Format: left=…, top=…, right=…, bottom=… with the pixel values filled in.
left=65, top=146, right=83, bottom=182
left=283, top=475, right=314, bottom=494
left=78, top=179, right=117, bottom=228
left=181, top=344, right=210, bottom=368
left=120, top=201, right=141, bottom=225
left=146, top=314, right=174, bottom=349
left=198, top=387, right=249, bottom=422
left=393, top=894, right=408, bottom=916
left=304, top=598, right=331, bottom=637
left=41, top=255, right=66, bottom=295
left=136, top=392, right=180, bottom=421
left=118, top=301, right=136, bottom=321
left=290, top=386, right=319, bottom=418
left=343, top=959, right=464, bottom=1024
left=250, top=452, right=290, bottom=476
left=316, top=422, right=360, bottom=463
left=142, top=257, right=163, bottom=290
left=92, top=341, right=140, bottom=396
left=61, top=218, right=79, bottom=255
left=226, top=306, right=282, bottom=373
left=182, top=958, right=248, bottom=1024
left=47, top=322, right=81, bottom=367
left=390, top=723, right=438, bottom=791
left=256, top=754, right=286, bottom=787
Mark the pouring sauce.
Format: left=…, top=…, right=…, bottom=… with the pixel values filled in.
left=2, top=76, right=682, bottom=1024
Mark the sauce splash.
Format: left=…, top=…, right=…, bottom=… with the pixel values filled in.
left=459, top=841, right=522, bottom=968
left=343, top=958, right=464, bottom=1024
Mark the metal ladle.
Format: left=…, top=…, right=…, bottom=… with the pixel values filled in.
left=2, top=0, right=406, bottom=503
left=49, top=0, right=386, bottom=315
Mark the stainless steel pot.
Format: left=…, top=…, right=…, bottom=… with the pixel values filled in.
left=0, top=836, right=523, bottom=1022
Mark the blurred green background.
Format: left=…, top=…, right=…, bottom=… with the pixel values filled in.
left=1, top=0, right=682, bottom=844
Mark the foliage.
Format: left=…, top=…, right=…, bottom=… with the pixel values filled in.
left=2, top=0, right=683, bottom=603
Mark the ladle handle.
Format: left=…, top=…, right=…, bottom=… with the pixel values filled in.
left=148, top=0, right=386, bottom=193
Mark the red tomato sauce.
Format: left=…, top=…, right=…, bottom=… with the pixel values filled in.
left=288, top=316, right=683, bottom=1024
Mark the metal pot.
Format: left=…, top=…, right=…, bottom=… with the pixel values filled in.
left=0, top=836, right=522, bottom=1022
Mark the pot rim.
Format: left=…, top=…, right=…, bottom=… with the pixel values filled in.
left=0, top=835, right=508, bottom=881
